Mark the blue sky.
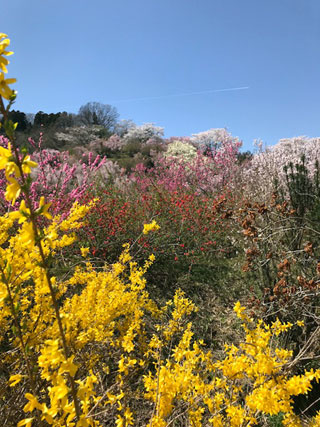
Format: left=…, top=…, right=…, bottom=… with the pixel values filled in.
left=3, top=0, right=320, bottom=151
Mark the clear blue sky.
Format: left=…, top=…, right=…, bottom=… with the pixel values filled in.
left=3, top=0, right=320, bottom=151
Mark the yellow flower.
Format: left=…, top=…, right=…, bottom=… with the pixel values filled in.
left=286, top=375, right=313, bottom=395
left=143, top=220, right=160, bottom=235
left=0, top=54, right=10, bottom=74
left=5, top=176, right=21, bottom=204
left=9, top=373, right=24, bottom=387
left=17, top=419, right=34, bottom=427
left=226, top=405, right=246, bottom=426
left=8, top=199, right=32, bottom=224
left=0, top=144, right=13, bottom=170
left=234, top=301, right=246, bottom=317
left=149, top=253, right=156, bottom=262
left=0, top=33, right=13, bottom=73
left=20, top=221, right=35, bottom=245
left=0, top=72, right=16, bottom=100
left=0, top=33, right=10, bottom=51
left=38, top=196, right=52, bottom=219
left=23, top=393, right=43, bottom=412
left=60, top=355, right=78, bottom=377
left=124, top=407, right=134, bottom=425
left=80, top=247, right=90, bottom=257
left=21, top=156, right=38, bottom=174
left=116, top=415, right=124, bottom=427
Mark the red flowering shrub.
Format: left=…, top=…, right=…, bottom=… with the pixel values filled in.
left=78, top=184, right=239, bottom=302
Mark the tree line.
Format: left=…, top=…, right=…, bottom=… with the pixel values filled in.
left=0, top=101, right=120, bottom=134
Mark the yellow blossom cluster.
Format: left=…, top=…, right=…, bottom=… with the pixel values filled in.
left=143, top=219, right=160, bottom=235
left=143, top=301, right=320, bottom=426
left=0, top=197, right=101, bottom=425
left=0, top=33, right=16, bottom=99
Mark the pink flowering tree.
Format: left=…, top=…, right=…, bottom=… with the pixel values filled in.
left=0, top=133, right=117, bottom=216
left=131, top=128, right=242, bottom=193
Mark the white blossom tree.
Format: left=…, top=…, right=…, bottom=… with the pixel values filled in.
left=165, top=140, right=197, bottom=162
left=191, top=128, right=241, bottom=154
left=124, top=123, right=164, bottom=144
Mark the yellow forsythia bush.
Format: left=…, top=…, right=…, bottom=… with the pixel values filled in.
left=2, top=32, right=320, bottom=427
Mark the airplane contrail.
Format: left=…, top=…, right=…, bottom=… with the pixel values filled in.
left=111, top=86, right=249, bottom=103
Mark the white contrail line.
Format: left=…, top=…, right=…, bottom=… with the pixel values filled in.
left=111, top=86, right=249, bottom=103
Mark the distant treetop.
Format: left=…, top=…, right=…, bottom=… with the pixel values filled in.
left=78, top=102, right=119, bottom=132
